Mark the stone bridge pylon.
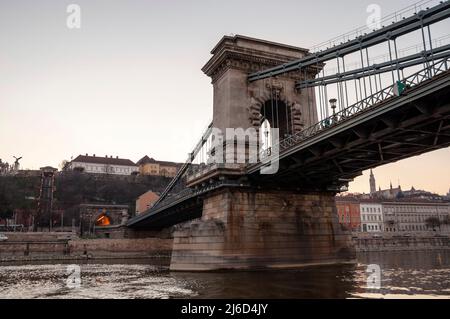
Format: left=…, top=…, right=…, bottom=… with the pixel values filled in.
left=170, top=35, right=356, bottom=271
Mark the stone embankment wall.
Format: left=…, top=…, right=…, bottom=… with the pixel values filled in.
left=68, top=238, right=172, bottom=258
left=352, top=234, right=450, bottom=252
left=0, top=232, right=172, bottom=262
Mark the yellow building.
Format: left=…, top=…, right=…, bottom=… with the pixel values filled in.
left=137, top=155, right=181, bottom=177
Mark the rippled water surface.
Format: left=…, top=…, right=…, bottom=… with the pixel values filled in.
left=0, top=251, right=449, bottom=298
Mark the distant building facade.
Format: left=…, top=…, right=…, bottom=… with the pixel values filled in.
left=135, top=190, right=160, bottom=215
left=371, top=183, right=402, bottom=200
left=137, top=155, right=181, bottom=177
left=337, top=170, right=450, bottom=234
left=383, top=200, right=450, bottom=233
left=336, top=197, right=361, bottom=231
left=360, top=201, right=384, bottom=232
left=68, top=154, right=138, bottom=175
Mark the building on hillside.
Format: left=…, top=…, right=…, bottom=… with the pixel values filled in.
left=400, top=186, right=444, bottom=201
left=360, top=200, right=384, bottom=232
left=335, top=196, right=361, bottom=231
left=366, top=170, right=402, bottom=199
left=135, top=190, right=160, bottom=215
left=372, top=183, right=402, bottom=200
left=67, top=154, right=138, bottom=175
left=382, top=200, right=450, bottom=233
left=137, top=155, right=181, bottom=177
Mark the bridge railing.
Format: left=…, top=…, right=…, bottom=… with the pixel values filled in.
left=249, top=56, right=450, bottom=167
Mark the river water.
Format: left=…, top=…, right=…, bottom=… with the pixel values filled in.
left=0, top=251, right=449, bottom=299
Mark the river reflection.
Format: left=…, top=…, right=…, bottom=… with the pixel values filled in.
left=0, top=251, right=449, bottom=299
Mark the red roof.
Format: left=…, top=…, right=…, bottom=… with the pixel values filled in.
left=137, top=155, right=181, bottom=167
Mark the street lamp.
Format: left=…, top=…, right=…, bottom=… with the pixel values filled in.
left=329, top=98, right=337, bottom=115
left=329, top=98, right=337, bottom=124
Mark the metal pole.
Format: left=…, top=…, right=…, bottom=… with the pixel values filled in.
left=341, top=55, right=349, bottom=109
left=427, top=25, right=435, bottom=75
left=358, top=78, right=363, bottom=103
left=373, top=68, right=378, bottom=92
left=318, top=82, right=324, bottom=121
left=305, top=69, right=313, bottom=125
left=321, top=68, right=327, bottom=119
left=393, top=38, right=401, bottom=81
left=270, top=80, right=275, bottom=129
left=336, top=75, right=342, bottom=112
left=359, top=45, right=368, bottom=99
left=365, top=48, right=374, bottom=97
left=420, top=19, right=431, bottom=78
left=387, top=40, right=396, bottom=85
left=316, top=59, right=323, bottom=121
left=284, top=95, right=289, bottom=136
left=336, top=56, right=343, bottom=110
left=274, top=91, right=280, bottom=136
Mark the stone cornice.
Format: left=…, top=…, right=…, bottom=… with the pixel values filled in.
left=209, top=35, right=309, bottom=56
left=203, top=47, right=319, bottom=83
left=202, top=35, right=314, bottom=83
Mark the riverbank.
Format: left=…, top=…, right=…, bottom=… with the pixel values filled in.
left=0, top=232, right=172, bottom=263
left=2, top=232, right=450, bottom=263
left=352, top=233, right=450, bottom=252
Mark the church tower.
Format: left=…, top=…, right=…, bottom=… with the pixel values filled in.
left=369, top=169, right=376, bottom=194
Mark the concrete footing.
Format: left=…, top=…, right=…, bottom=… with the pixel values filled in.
left=170, top=188, right=356, bottom=271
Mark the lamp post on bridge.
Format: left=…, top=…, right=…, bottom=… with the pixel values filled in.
left=329, top=98, right=337, bottom=124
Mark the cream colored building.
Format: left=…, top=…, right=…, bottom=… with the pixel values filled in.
left=383, top=200, right=450, bottom=233
left=69, top=154, right=138, bottom=175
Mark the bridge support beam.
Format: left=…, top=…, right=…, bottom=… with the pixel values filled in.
left=170, top=188, right=355, bottom=271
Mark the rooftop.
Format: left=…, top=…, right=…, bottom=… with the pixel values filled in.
left=137, top=155, right=181, bottom=167
left=72, top=154, right=137, bottom=166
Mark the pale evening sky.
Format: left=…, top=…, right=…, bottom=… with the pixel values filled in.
left=0, top=0, right=449, bottom=195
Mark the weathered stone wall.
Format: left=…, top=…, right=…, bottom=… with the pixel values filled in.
left=0, top=242, right=69, bottom=258
left=171, top=189, right=355, bottom=271
left=0, top=236, right=172, bottom=262
left=352, top=235, right=450, bottom=252
left=0, top=232, right=73, bottom=241
left=68, top=238, right=172, bottom=257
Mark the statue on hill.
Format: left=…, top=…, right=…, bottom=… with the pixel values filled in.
left=13, top=156, right=22, bottom=171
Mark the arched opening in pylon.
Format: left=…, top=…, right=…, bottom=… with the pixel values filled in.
left=260, top=98, right=292, bottom=139
left=95, top=213, right=112, bottom=226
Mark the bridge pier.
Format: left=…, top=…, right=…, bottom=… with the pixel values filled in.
left=170, top=188, right=355, bottom=271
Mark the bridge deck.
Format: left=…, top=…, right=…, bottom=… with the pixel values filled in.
left=128, top=68, right=450, bottom=229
